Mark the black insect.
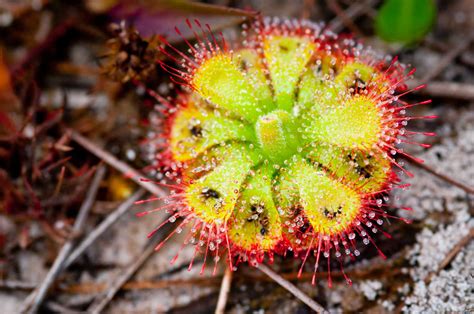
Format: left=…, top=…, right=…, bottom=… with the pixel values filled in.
left=348, top=77, right=367, bottom=95
left=190, top=125, right=203, bottom=137
left=323, top=206, right=343, bottom=219
left=356, top=164, right=372, bottom=179
left=299, top=222, right=310, bottom=234
left=245, top=203, right=270, bottom=236
left=246, top=204, right=265, bottom=222
left=259, top=216, right=270, bottom=236
left=279, top=44, right=289, bottom=52
left=348, top=154, right=373, bottom=179
left=201, top=188, right=220, bottom=199
left=291, top=204, right=303, bottom=217
left=239, top=59, right=249, bottom=71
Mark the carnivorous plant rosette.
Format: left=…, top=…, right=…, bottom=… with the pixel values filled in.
left=141, top=17, right=434, bottom=284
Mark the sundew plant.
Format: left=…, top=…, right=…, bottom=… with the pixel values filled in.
left=140, top=17, right=434, bottom=285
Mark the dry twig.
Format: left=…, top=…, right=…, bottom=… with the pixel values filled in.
left=15, top=260, right=403, bottom=294
left=45, top=301, right=83, bottom=314
left=22, top=165, right=106, bottom=314
left=404, top=157, right=474, bottom=194
left=425, top=228, right=474, bottom=283
left=327, top=0, right=377, bottom=33
left=0, top=280, right=37, bottom=290
left=62, top=277, right=222, bottom=294
left=70, top=130, right=166, bottom=198
left=397, top=229, right=474, bottom=312
left=215, top=267, right=233, bottom=314
left=326, top=0, right=362, bottom=35
left=11, top=19, right=76, bottom=75
left=409, top=80, right=474, bottom=100
left=87, top=221, right=177, bottom=314
left=63, top=188, right=147, bottom=268
left=301, top=0, right=315, bottom=19
left=257, top=264, right=326, bottom=313
left=420, top=36, right=474, bottom=82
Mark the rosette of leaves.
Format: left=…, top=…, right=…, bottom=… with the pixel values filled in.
left=141, top=17, right=432, bottom=282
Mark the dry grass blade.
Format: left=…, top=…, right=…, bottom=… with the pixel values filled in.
left=0, top=280, right=37, bottom=290
left=87, top=220, right=177, bottom=314
left=327, top=0, right=377, bottom=33
left=425, top=228, right=474, bottom=283
left=157, top=0, right=258, bottom=17
left=70, top=130, right=167, bottom=198
left=11, top=19, right=76, bottom=75
left=22, top=165, right=106, bottom=314
left=397, top=228, right=474, bottom=313
left=326, top=0, right=362, bottom=35
left=420, top=35, right=474, bottom=82
left=62, top=277, right=222, bottom=294
left=404, top=157, right=474, bottom=194
left=45, top=301, right=83, bottom=314
left=257, top=264, right=326, bottom=313
left=63, top=188, right=147, bottom=268
left=409, top=80, right=474, bottom=100
left=215, top=267, right=233, bottom=314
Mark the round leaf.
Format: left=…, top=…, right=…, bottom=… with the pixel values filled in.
left=375, top=0, right=437, bottom=44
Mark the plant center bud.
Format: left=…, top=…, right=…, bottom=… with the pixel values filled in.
left=255, top=110, right=300, bottom=163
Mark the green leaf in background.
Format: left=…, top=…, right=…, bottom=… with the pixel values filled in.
left=375, top=0, right=437, bottom=44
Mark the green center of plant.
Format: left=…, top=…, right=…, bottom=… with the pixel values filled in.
left=255, top=110, right=300, bottom=164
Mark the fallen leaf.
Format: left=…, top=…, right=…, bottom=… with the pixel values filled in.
left=93, top=0, right=257, bottom=42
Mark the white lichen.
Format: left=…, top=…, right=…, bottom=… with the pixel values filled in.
left=403, top=242, right=474, bottom=312
left=408, top=209, right=472, bottom=281
left=359, top=280, right=383, bottom=301
left=381, top=299, right=395, bottom=311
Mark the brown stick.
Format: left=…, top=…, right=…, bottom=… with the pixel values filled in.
left=398, top=229, right=474, bottom=313
left=61, top=277, right=222, bottom=294
left=11, top=19, right=76, bottom=76
left=63, top=188, right=147, bottom=268
left=326, top=0, right=363, bottom=35
left=70, top=130, right=167, bottom=198
left=403, top=156, right=474, bottom=194
left=215, top=267, right=233, bottom=314
left=257, top=264, right=326, bottom=313
left=327, top=0, right=377, bottom=33
left=408, top=80, right=474, bottom=100
left=13, top=263, right=402, bottom=294
left=301, top=0, right=315, bottom=19
left=45, top=301, right=83, bottom=314
left=420, top=35, right=473, bottom=82
left=425, top=228, right=474, bottom=283
left=87, top=221, right=177, bottom=314
left=0, top=280, right=37, bottom=290
left=22, top=165, right=106, bottom=314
